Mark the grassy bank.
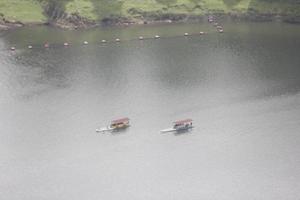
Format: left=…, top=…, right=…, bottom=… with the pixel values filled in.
left=0, top=0, right=46, bottom=23
left=1, top=0, right=300, bottom=26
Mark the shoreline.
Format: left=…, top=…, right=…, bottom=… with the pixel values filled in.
left=1, top=13, right=300, bottom=31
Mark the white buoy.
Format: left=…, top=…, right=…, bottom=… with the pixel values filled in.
left=101, top=39, right=106, bottom=43
left=115, top=38, right=120, bottom=42
left=139, top=36, right=144, bottom=40
left=44, top=43, right=49, bottom=48
left=155, top=35, right=160, bottom=39
left=28, top=45, right=33, bottom=49
left=199, top=31, right=204, bottom=35
left=64, top=42, right=69, bottom=46
left=184, top=32, right=189, bottom=36
left=218, top=29, right=224, bottom=33
left=84, top=41, right=88, bottom=45
left=10, top=47, right=16, bottom=51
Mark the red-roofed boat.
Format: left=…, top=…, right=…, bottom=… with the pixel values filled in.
left=160, top=119, right=194, bottom=133
left=110, top=118, right=130, bottom=129
left=96, top=117, right=130, bottom=132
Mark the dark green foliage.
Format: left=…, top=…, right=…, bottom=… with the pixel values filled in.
left=258, top=0, right=300, bottom=2
left=37, top=0, right=72, bottom=20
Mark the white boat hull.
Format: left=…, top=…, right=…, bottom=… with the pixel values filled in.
left=96, top=125, right=130, bottom=133
left=160, top=126, right=194, bottom=133
left=160, top=128, right=176, bottom=133
left=96, top=126, right=114, bottom=133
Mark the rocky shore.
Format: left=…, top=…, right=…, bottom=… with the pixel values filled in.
left=52, top=12, right=300, bottom=29
left=0, top=14, right=24, bottom=30
left=1, top=12, right=300, bottom=31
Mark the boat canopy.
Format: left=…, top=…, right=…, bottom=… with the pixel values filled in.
left=173, top=119, right=192, bottom=125
left=111, top=117, right=130, bottom=124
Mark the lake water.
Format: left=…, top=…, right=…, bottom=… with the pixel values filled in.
left=0, top=22, right=300, bottom=200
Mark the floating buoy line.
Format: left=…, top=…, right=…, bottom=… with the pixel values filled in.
left=4, top=17, right=225, bottom=52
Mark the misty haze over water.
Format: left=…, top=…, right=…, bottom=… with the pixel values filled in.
left=0, top=22, right=300, bottom=199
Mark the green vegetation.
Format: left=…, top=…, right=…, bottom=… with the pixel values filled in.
left=0, top=0, right=46, bottom=23
left=1, top=0, right=300, bottom=25
left=66, top=0, right=97, bottom=20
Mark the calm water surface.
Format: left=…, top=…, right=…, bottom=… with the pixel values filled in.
left=0, top=22, right=300, bottom=200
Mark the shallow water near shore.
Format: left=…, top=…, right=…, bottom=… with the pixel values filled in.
left=1, top=22, right=300, bottom=200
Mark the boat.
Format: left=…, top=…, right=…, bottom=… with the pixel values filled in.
left=96, top=117, right=130, bottom=133
left=160, top=119, right=194, bottom=133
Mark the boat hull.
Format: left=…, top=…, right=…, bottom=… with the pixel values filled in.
left=96, top=126, right=114, bottom=133
left=160, top=126, right=194, bottom=133
left=96, top=125, right=130, bottom=133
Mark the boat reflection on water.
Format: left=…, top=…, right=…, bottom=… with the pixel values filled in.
left=173, top=128, right=193, bottom=136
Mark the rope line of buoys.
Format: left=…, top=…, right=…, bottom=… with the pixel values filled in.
left=208, top=15, right=224, bottom=33
left=1, top=16, right=226, bottom=52
left=3, top=32, right=208, bottom=52
left=4, top=18, right=225, bottom=52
